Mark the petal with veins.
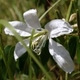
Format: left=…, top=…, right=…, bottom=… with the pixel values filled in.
left=23, top=9, right=41, bottom=29
left=9, top=21, right=32, bottom=32
left=49, top=38, right=74, bottom=73
left=45, top=19, right=73, bottom=38
left=4, top=21, right=32, bottom=36
left=14, top=39, right=29, bottom=60
left=4, top=28, right=31, bottom=37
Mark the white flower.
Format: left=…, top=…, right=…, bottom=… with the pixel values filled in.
left=4, top=9, right=74, bottom=73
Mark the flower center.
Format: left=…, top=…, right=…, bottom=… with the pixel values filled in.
left=33, top=29, right=48, bottom=38
left=31, top=34, right=47, bottom=55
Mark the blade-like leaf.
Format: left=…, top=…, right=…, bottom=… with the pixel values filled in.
left=76, top=37, right=80, bottom=64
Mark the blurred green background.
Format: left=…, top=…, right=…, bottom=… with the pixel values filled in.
left=0, top=0, right=80, bottom=80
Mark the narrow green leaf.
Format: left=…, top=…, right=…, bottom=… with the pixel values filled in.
left=29, top=29, right=35, bottom=80
left=12, top=6, right=23, bottom=21
left=66, top=0, right=73, bottom=21
left=76, top=37, right=80, bottom=64
left=39, top=0, right=60, bottom=21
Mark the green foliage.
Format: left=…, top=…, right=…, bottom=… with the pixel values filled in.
left=15, top=74, right=29, bottom=80
left=4, top=45, right=16, bottom=75
left=0, top=0, right=80, bottom=80
left=40, top=40, right=50, bottom=65
left=68, top=36, right=77, bottom=60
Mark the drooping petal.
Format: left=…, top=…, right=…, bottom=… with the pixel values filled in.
left=23, top=9, right=41, bottom=29
left=49, top=38, right=74, bottom=73
left=45, top=19, right=73, bottom=38
left=14, top=39, right=29, bottom=60
left=4, top=21, right=31, bottom=37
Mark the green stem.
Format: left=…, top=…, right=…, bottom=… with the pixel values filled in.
left=0, top=34, right=14, bottom=80
left=29, top=29, right=35, bottom=47
left=65, top=72, right=68, bottom=80
left=39, top=0, right=60, bottom=21
left=33, top=30, right=47, bottom=38
left=23, top=29, right=47, bottom=40
left=66, top=0, right=73, bottom=21
left=29, top=29, right=35, bottom=80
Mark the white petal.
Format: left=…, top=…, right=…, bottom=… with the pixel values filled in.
left=14, top=52, right=19, bottom=61
left=49, top=38, right=74, bottom=73
left=4, top=21, right=32, bottom=37
left=14, top=39, right=29, bottom=60
left=23, top=9, right=41, bottom=29
left=45, top=19, right=73, bottom=38
left=9, top=21, right=32, bottom=32
left=4, top=27, right=31, bottom=37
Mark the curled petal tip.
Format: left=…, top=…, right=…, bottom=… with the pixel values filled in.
left=45, top=19, right=73, bottom=38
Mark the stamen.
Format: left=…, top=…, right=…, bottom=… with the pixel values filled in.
left=31, top=34, right=47, bottom=55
